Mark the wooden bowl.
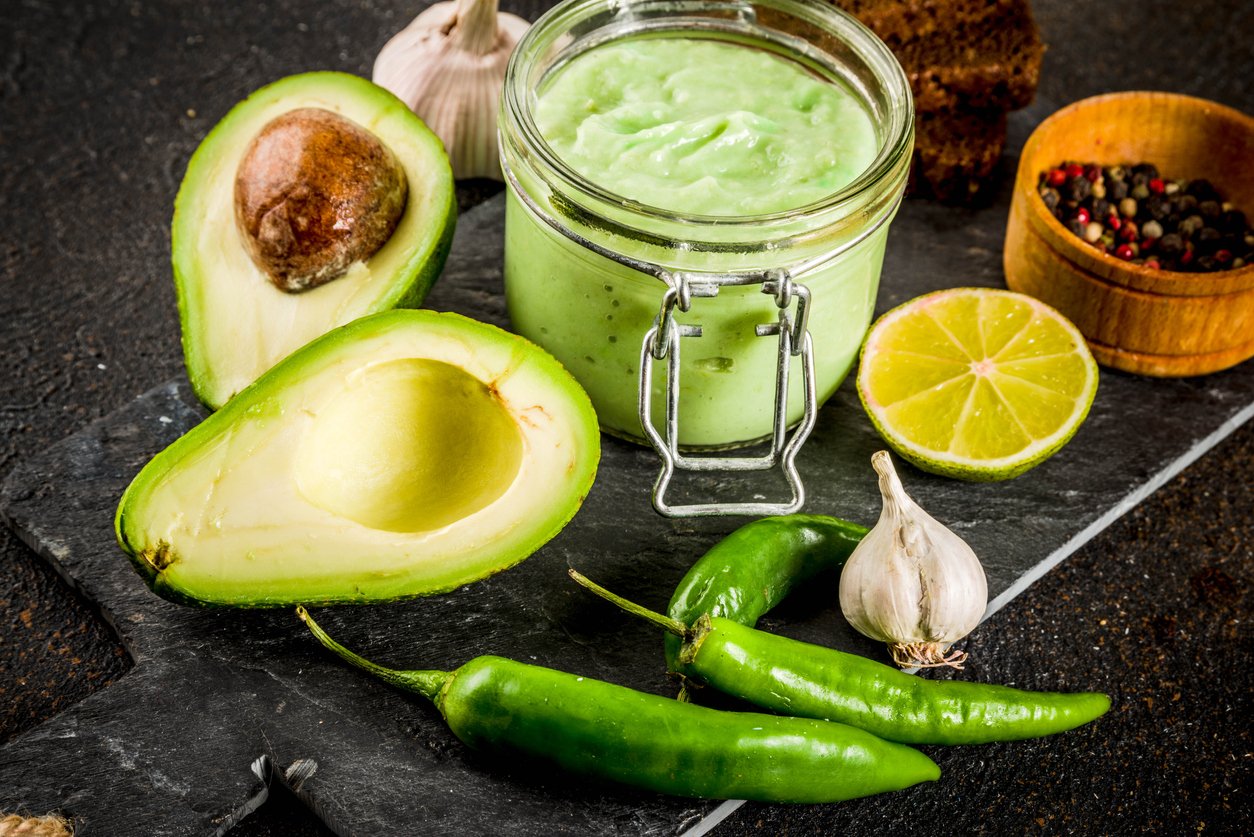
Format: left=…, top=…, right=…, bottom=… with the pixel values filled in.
left=1004, top=92, right=1254, bottom=377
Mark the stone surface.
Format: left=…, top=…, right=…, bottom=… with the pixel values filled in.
left=1, top=188, right=1251, bottom=833
left=0, top=0, right=1251, bottom=834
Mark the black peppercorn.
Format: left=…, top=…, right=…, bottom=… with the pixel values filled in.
left=1143, top=194, right=1170, bottom=221
left=1132, top=162, right=1159, bottom=180
left=1196, top=226, right=1223, bottom=252
left=1220, top=210, right=1247, bottom=235
left=1108, top=180, right=1130, bottom=202
left=1039, top=187, right=1061, bottom=211
left=1198, top=200, right=1222, bottom=220
left=1187, top=179, right=1219, bottom=201
left=1158, top=233, right=1184, bottom=257
left=1091, top=198, right=1112, bottom=219
left=1066, top=176, right=1092, bottom=202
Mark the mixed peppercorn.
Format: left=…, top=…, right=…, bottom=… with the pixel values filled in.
left=1037, top=161, right=1253, bottom=272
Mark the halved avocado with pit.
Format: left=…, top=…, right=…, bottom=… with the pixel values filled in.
left=115, top=310, right=600, bottom=607
left=174, top=71, right=456, bottom=410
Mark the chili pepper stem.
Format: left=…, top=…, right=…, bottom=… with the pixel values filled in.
left=567, top=569, right=690, bottom=638
left=296, top=606, right=449, bottom=701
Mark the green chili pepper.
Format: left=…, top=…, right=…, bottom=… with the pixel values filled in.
left=664, top=514, right=867, bottom=679
left=297, top=607, right=939, bottom=803
left=572, top=571, right=1111, bottom=746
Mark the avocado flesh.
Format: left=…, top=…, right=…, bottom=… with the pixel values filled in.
left=115, top=310, right=600, bottom=607
left=174, top=72, right=456, bottom=410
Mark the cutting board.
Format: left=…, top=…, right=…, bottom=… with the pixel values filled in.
left=2, top=193, right=1251, bottom=835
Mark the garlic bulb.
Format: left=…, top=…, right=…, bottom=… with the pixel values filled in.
left=839, top=451, right=988, bottom=669
left=373, top=0, right=530, bottom=180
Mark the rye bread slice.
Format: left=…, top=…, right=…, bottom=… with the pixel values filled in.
left=835, top=0, right=1045, bottom=113
left=899, top=2, right=1045, bottom=112
left=909, top=108, right=1009, bottom=204
left=834, top=0, right=1016, bottom=47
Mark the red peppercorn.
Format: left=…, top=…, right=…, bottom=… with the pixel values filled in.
left=1216, top=249, right=1233, bottom=264
left=1047, top=168, right=1067, bottom=187
left=1141, top=237, right=1157, bottom=252
left=1075, top=208, right=1091, bottom=225
left=1065, top=163, right=1084, bottom=179
left=1115, top=244, right=1135, bottom=260
left=1144, top=259, right=1161, bottom=270
left=1181, top=249, right=1194, bottom=265
left=1119, top=224, right=1139, bottom=242
left=1085, top=165, right=1102, bottom=183
left=1108, top=217, right=1122, bottom=230
left=1149, top=178, right=1165, bottom=195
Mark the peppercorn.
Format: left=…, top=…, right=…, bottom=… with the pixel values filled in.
left=1143, top=194, right=1170, bottom=221
left=1157, top=233, right=1183, bottom=257
left=1187, top=179, right=1219, bottom=201
left=1180, top=215, right=1204, bottom=236
left=1196, top=227, right=1222, bottom=252
left=1219, top=210, right=1246, bottom=234
left=1038, top=160, right=1252, bottom=273
left=1066, top=176, right=1092, bottom=202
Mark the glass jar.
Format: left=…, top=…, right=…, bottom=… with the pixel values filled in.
left=499, top=0, right=912, bottom=515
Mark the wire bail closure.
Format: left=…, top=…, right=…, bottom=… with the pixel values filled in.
left=638, top=269, right=817, bottom=518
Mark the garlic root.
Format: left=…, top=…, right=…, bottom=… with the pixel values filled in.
left=373, top=0, right=530, bottom=180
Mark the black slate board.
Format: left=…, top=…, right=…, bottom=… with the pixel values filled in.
left=1, top=193, right=1251, bottom=836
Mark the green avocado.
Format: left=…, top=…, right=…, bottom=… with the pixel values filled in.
left=173, top=72, right=456, bottom=410
left=115, top=310, right=601, bottom=607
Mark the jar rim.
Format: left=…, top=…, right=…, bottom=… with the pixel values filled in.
left=502, top=0, right=914, bottom=229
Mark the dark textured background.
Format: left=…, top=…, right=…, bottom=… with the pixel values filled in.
left=0, top=0, right=1249, bottom=834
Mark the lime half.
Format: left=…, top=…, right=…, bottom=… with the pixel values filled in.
left=857, top=288, right=1099, bottom=481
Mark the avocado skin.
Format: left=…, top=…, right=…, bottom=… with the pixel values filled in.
left=172, top=72, right=457, bottom=411
left=115, top=310, right=601, bottom=608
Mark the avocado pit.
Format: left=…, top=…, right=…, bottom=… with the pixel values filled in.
left=234, top=107, right=409, bottom=292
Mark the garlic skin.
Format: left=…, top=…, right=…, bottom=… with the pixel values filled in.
left=373, top=0, right=529, bottom=180
left=839, top=451, right=988, bottom=669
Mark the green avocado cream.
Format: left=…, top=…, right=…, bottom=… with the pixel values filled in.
left=534, top=38, right=878, bottom=216
left=504, top=34, right=902, bottom=448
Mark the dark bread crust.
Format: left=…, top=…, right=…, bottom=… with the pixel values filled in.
left=908, top=108, right=1008, bottom=205
left=833, top=0, right=1044, bottom=203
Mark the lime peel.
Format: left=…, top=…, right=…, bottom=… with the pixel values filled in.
left=857, top=288, right=1099, bottom=481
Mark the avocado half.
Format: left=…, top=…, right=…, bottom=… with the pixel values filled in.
left=173, top=72, right=456, bottom=410
left=115, top=310, right=601, bottom=607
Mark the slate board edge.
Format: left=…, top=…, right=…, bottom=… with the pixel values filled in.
left=678, top=399, right=1254, bottom=837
